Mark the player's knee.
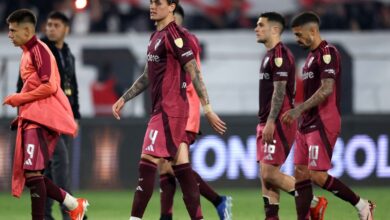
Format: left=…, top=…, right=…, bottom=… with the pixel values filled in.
left=294, top=165, right=310, bottom=181
left=309, top=170, right=327, bottom=187
left=261, top=168, right=277, bottom=183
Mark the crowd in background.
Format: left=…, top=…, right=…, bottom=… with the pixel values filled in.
left=0, top=0, right=389, bottom=33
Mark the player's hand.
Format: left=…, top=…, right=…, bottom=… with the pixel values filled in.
left=112, top=97, right=125, bottom=120
left=2, top=94, right=18, bottom=107
left=262, top=120, right=275, bottom=144
left=205, top=111, right=227, bottom=135
left=281, top=108, right=301, bottom=125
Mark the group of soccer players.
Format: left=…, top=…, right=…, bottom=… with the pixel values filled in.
left=254, top=12, right=375, bottom=220
left=3, top=0, right=376, bottom=219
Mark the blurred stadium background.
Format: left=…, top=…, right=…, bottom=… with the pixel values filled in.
left=1, top=0, right=390, bottom=219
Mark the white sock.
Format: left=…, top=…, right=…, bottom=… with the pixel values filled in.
left=355, top=198, right=366, bottom=211
left=63, top=193, right=78, bottom=210
left=311, top=196, right=319, bottom=208
left=129, top=217, right=142, bottom=220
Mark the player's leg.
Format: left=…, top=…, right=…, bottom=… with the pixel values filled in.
left=186, top=131, right=231, bottom=220
left=158, top=159, right=176, bottom=220
left=43, top=160, right=55, bottom=220
left=130, top=154, right=159, bottom=220
left=258, top=122, right=296, bottom=219
left=260, top=168, right=281, bottom=220
left=308, top=128, right=374, bottom=220
left=46, top=136, right=72, bottom=220
left=23, top=128, right=87, bottom=220
left=172, top=142, right=203, bottom=220
left=293, top=131, right=313, bottom=220
left=192, top=170, right=232, bottom=220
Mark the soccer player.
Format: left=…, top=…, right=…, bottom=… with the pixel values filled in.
left=255, top=12, right=327, bottom=220
left=282, top=11, right=375, bottom=220
left=157, top=5, right=232, bottom=220
left=111, top=1, right=227, bottom=220
left=3, top=9, right=88, bottom=220
left=16, top=11, right=83, bottom=220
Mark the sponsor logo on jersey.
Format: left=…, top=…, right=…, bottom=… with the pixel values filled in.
left=302, top=71, right=314, bottom=80
left=147, top=53, right=160, bottom=63
left=276, top=71, right=288, bottom=77
left=324, top=69, right=336, bottom=75
left=260, top=72, right=270, bottom=80
left=181, top=50, right=193, bottom=58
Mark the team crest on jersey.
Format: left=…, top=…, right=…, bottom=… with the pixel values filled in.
left=323, top=54, right=331, bottom=64
left=174, top=38, right=183, bottom=48
left=274, top=57, right=283, bottom=67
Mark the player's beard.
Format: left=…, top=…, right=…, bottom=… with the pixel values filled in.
left=297, top=40, right=311, bottom=50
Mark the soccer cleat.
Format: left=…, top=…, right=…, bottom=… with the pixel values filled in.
left=216, top=196, right=232, bottom=220
left=358, top=200, right=375, bottom=220
left=68, top=198, right=89, bottom=220
left=310, top=196, right=328, bottom=220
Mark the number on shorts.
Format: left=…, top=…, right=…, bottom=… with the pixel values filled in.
left=27, top=144, right=35, bottom=159
left=264, top=143, right=276, bottom=154
left=309, top=145, right=319, bottom=160
left=149, top=129, right=158, bottom=145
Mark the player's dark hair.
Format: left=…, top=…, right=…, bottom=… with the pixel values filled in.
left=291, top=11, right=321, bottom=28
left=174, top=4, right=185, bottom=18
left=6, top=9, right=37, bottom=26
left=47, top=11, right=70, bottom=26
left=260, top=12, right=286, bottom=33
left=167, top=0, right=179, bottom=13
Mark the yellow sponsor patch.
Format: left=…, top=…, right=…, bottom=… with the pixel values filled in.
left=274, top=57, right=283, bottom=67
left=323, top=54, right=331, bottom=64
left=174, top=38, right=183, bottom=48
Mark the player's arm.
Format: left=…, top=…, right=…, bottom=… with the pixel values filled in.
left=3, top=82, right=57, bottom=107
left=296, top=78, right=334, bottom=113
left=262, top=81, right=287, bottom=144
left=184, top=59, right=209, bottom=106
left=3, top=47, right=57, bottom=107
left=184, top=59, right=226, bottom=135
left=282, top=78, right=334, bottom=125
left=112, top=64, right=149, bottom=120
left=121, top=64, right=149, bottom=102
left=268, top=81, right=287, bottom=121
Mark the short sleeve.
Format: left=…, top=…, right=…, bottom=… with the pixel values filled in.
left=166, top=25, right=195, bottom=66
left=319, top=48, right=339, bottom=80
left=272, top=52, right=292, bottom=81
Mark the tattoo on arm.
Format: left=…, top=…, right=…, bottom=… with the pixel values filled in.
left=268, top=81, right=287, bottom=121
left=297, top=78, right=334, bottom=113
left=184, top=59, right=210, bottom=105
left=121, top=64, right=149, bottom=102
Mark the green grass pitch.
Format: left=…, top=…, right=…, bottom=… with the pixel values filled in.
left=1, top=187, right=389, bottom=219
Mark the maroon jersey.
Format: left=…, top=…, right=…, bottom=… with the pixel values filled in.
left=258, top=42, right=296, bottom=123
left=147, top=21, right=195, bottom=117
left=300, top=40, right=341, bottom=133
